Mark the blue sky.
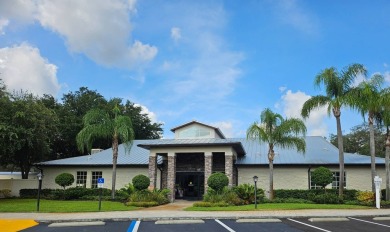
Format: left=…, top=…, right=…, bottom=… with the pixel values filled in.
left=0, top=0, right=389, bottom=139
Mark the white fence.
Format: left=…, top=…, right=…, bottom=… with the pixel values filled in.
left=0, top=179, right=38, bottom=197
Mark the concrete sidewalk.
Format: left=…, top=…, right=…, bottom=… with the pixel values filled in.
left=1, top=209, right=390, bottom=222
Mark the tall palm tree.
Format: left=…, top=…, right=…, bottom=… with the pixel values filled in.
left=247, top=108, right=306, bottom=200
left=77, top=105, right=134, bottom=199
left=383, top=108, right=390, bottom=200
left=301, top=64, right=366, bottom=198
left=349, top=74, right=385, bottom=192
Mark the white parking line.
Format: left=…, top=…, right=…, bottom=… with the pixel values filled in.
left=215, top=219, right=236, bottom=232
left=287, top=218, right=332, bottom=232
left=348, top=217, right=390, bottom=228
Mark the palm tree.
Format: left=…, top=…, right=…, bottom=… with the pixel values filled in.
left=349, top=74, right=385, bottom=192
left=301, top=64, right=366, bottom=198
left=247, top=108, right=306, bottom=200
left=77, top=105, right=134, bottom=199
left=383, top=108, right=390, bottom=200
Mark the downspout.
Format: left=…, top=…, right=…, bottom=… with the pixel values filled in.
left=308, top=166, right=311, bottom=189
left=157, top=165, right=163, bottom=190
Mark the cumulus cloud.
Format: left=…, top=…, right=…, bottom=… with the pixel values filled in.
left=0, top=18, right=9, bottom=35
left=36, top=0, right=157, bottom=69
left=0, top=43, right=61, bottom=96
left=134, top=103, right=158, bottom=123
left=171, top=27, right=181, bottom=42
left=279, top=86, right=287, bottom=92
left=0, top=0, right=157, bottom=69
left=0, top=0, right=36, bottom=24
left=280, top=90, right=328, bottom=136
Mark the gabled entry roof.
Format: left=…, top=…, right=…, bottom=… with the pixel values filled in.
left=137, top=138, right=246, bottom=156
left=171, top=121, right=226, bottom=139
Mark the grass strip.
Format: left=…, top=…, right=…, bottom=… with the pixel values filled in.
left=0, top=199, right=138, bottom=213
left=185, top=203, right=370, bottom=211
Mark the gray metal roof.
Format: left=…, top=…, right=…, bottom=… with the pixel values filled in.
left=38, top=136, right=385, bottom=166
left=39, top=140, right=151, bottom=166
left=236, top=136, right=385, bottom=165
left=137, top=138, right=245, bottom=156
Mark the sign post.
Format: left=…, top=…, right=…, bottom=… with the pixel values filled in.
left=97, top=178, right=104, bottom=211
left=374, top=176, right=382, bottom=209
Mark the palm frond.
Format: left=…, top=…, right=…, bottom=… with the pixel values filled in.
left=301, top=95, right=330, bottom=118
left=115, top=115, right=135, bottom=154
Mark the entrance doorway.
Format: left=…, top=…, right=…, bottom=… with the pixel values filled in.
left=175, top=172, right=204, bottom=200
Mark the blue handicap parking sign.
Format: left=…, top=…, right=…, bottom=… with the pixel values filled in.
left=98, top=178, right=104, bottom=183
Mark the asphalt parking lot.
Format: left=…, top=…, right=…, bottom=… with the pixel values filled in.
left=20, top=217, right=390, bottom=232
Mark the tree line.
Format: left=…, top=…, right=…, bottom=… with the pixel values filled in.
left=0, top=81, right=163, bottom=179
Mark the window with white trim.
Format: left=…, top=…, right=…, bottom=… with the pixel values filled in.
left=76, top=171, right=87, bottom=188
left=91, top=171, right=102, bottom=189
left=310, top=171, right=346, bottom=189
left=331, top=171, right=346, bottom=189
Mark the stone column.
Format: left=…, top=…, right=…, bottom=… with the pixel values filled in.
left=204, top=152, right=213, bottom=193
left=225, top=153, right=234, bottom=188
left=148, top=152, right=157, bottom=190
left=161, top=155, right=168, bottom=189
left=167, top=152, right=176, bottom=202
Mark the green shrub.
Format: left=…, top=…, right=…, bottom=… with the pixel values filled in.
left=274, top=189, right=358, bottom=202
left=356, top=191, right=375, bottom=205
left=203, top=187, right=244, bottom=205
left=117, top=183, right=135, bottom=199
left=127, top=188, right=169, bottom=205
left=312, top=193, right=343, bottom=204
left=19, top=189, right=54, bottom=198
left=193, top=202, right=229, bottom=207
left=132, top=175, right=150, bottom=191
left=234, top=183, right=265, bottom=204
left=126, top=202, right=159, bottom=207
left=311, top=167, right=333, bottom=189
left=271, top=198, right=313, bottom=204
left=207, top=172, right=228, bottom=193
left=55, top=173, right=75, bottom=190
left=0, top=189, right=11, bottom=198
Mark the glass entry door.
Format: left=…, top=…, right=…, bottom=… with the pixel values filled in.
left=175, top=172, right=204, bottom=200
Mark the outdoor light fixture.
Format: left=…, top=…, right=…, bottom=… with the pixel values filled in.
left=253, top=176, right=258, bottom=209
left=37, top=172, right=43, bottom=212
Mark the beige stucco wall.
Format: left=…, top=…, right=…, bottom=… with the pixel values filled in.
left=238, top=166, right=387, bottom=194
left=174, top=123, right=220, bottom=139
left=0, top=179, right=38, bottom=196
left=40, top=166, right=159, bottom=190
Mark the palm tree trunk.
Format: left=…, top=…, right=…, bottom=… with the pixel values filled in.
left=334, top=112, right=344, bottom=198
left=111, top=136, right=119, bottom=200
left=369, top=114, right=376, bottom=192
left=385, top=126, right=390, bottom=201
left=268, top=145, right=275, bottom=200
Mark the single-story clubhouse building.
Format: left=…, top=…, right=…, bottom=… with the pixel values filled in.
left=38, top=121, right=386, bottom=201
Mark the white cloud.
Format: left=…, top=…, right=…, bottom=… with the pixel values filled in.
left=213, top=121, right=234, bottom=138
left=0, top=43, right=61, bottom=96
left=0, top=0, right=157, bottom=69
left=171, top=27, right=181, bottom=42
left=279, top=86, right=287, bottom=92
left=36, top=0, right=157, bottom=69
left=134, top=103, right=157, bottom=123
left=352, top=73, right=366, bottom=87
left=0, top=0, right=37, bottom=24
left=280, top=90, right=328, bottom=136
left=384, top=71, right=390, bottom=84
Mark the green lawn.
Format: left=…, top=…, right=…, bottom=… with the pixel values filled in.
left=185, top=203, right=371, bottom=211
left=0, top=199, right=138, bottom=213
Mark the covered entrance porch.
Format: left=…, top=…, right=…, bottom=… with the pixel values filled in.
left=175, top=171, right=204, bottom=200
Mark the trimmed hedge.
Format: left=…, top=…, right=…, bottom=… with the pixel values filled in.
left=55, top=173, right=75, bottom=189
left=132, top=175, right=150, bottom=191
left=207, top=172, right=229, bottom=192
left=126, top=202, right=159, bottom=207
left=274, top=189, right=358, bottom=201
